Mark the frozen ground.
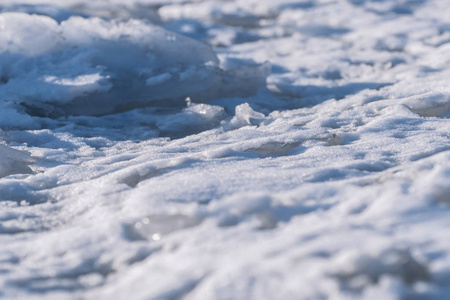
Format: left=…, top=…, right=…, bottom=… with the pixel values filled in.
left=1, top=0, right=450, bottom=299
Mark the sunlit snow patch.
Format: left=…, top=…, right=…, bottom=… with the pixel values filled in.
left=0, top=13, right=269, bottom=118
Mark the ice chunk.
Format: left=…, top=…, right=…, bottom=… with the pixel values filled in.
left=0, top=13, right=268, bottom=118
left=128, top=214, right=203, bottom=241
left=230, top=103, right=267, bottom=128
left=400, top=92, right=450, bottom=118
left=0, top=144, right=34, bottom=178
left=155, top=101, right=226, bottom=138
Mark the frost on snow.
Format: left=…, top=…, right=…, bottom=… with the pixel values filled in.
left=1, top=1, right=450, bottom=300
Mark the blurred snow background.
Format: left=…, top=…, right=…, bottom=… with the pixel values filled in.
left=1, top=0, right=450, bottom=299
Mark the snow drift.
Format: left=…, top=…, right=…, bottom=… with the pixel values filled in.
left=0, top=13, right=269, bottom=117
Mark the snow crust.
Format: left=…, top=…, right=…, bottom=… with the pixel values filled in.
left=1, top=0, right=450, bottom=299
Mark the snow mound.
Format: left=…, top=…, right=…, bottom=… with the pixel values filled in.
left=0, top=144, right=33, bottom=178
left=0, top=13, right=269, bottom=118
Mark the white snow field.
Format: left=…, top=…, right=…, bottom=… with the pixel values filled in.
left=1, top=0, right=450, bottom=299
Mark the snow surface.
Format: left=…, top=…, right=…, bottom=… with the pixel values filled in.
left=1, top=0, right=450, bottom=299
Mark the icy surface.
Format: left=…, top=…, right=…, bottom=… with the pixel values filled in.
left=1, top=0, right=450, bottom=299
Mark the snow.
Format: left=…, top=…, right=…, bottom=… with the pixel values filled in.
left=1, top=0, right=450, bottom=299
left=0, top=13, right=268, bottom=118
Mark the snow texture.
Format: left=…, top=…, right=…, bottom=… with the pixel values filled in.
left=1, top=0, right=450, bottom=299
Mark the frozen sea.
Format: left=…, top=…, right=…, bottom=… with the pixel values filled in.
left=1, top=0, right=450, bottom=299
